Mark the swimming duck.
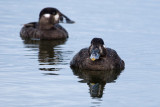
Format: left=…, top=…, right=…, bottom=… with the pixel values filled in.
left=70, top=38, right=125, bottom=71
left=20, top=7, right=75, bottom=40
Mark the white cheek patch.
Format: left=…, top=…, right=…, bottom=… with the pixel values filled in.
left=54, top=14, right=59, bottom=21
left=103, top=45, right=106, bottom=48
left=99, top=46, right=103, bottom=54
left=43, top=14, right=51, bottom=18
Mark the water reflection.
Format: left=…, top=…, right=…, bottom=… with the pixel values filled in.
left=71, top=68, right=123, bottom=98
left=22, top=38, right=67, bottom=74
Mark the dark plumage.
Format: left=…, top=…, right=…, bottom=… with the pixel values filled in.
left=70, top=38, right=125, bottom=71
left=20, top=7, right=74, bottom=40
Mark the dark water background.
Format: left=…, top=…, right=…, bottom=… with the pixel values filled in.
left=0, top=0, right=160, bottom=107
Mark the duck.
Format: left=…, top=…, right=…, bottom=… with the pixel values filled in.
left=20, top=7, right=75, bottom=40
left=70, top=38, right=125, bottom=71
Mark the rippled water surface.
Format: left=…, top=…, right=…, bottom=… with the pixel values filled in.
left=0, top=0, right=160, bottom=107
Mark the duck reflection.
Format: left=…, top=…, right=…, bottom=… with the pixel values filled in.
left=22, top=38, right=67, bottom=74
left=71, top=68, right=123, bottom=98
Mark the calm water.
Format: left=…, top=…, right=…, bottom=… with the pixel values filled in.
left=0, top=0, right=160, bottom=107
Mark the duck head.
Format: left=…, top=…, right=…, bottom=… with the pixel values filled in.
left=89, top=38, right=106, bottom=61
left=39, top=7, right=75, bottom=29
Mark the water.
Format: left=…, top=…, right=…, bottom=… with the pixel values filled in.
left=0, top=0, right=160, bottom=107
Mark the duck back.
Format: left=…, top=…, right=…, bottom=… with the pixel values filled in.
left=20, top=23, right=68, bottom=40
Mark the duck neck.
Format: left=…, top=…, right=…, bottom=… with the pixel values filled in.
left=38, top=17, right=55, bottom=30
left=38, top=22, right=54, bottom=30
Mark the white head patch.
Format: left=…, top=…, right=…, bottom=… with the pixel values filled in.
left=103, top=45, right=106, bottom=48
left=54, top=13, right=59, bottom=21
left=43, top=14, right=51, bottom=18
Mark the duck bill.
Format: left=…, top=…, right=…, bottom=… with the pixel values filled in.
left=90, top=50, right=100, bottom=61
left=59, top=13, right=75, bottom=24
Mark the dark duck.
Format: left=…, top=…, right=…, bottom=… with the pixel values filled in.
left=20, top=7, right=75, bottom=40
left=70, top=38, right=125, bottom=71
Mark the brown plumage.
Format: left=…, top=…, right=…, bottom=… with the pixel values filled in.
left=20, top=7, right=74, bottom=40
left=70, top=38, right=125, bottom=71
